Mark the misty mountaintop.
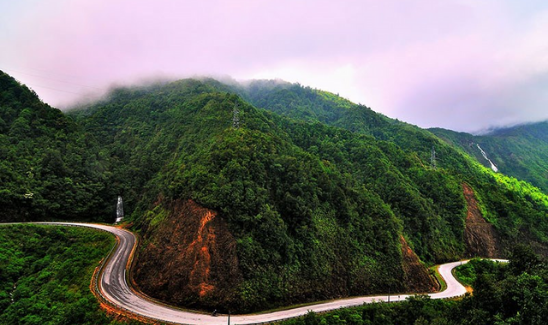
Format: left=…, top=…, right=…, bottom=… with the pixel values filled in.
left=431, top=122, right=548, bottom=193
left=2, top=70, right=548, bottom=311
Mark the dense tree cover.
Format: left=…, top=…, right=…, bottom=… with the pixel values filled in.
left=69, top=78, right=548, bottom=311
left=3, top=71, right=548, bottom=312
left=237, top=81, right=548, bottom=258
left=0, top=224, right=138, bottom=325
left=164, top=127, right=406, bottom=311
left=72, top=83, right=407, bottom=311
left=431, top=122, right=548, bottom=194
left=238, top=80, right=401, bottom=139
left=266, top=116, right=467, bottom=262
left=69, top=79, right=236, bottom=217
left=281, top=248, right=548, bottom=325
left=0, top=71, right=111, bottom=222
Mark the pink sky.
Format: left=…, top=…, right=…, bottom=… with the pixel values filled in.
left=2, top=0, right=548, bottom=132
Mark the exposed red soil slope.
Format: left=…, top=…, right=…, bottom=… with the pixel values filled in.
left=132, top=199, right=242, bottom=309
left=400, top=236, right=440, bottom=293
left=462, top=183, right=501, bottom=258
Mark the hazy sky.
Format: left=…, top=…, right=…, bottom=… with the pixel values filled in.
left=2, top=0, right=548, bottom=133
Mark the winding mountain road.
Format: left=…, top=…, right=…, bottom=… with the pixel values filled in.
left=5, top=222, right=507, bottom=324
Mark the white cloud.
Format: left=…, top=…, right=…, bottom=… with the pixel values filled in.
left=2, top=0, right=548, bottom=132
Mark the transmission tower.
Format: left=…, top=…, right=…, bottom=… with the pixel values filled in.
left=232, top=103, right=240, bottom=129
left=431, top=146, right=437, bottom=169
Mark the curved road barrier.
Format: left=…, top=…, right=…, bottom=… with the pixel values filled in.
left=3, top=222, right=509, bottom=325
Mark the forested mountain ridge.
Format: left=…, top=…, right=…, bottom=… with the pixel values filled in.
left=430, top=122, right=548, bottom=193
left=234, top=80, right=548, bottom=254
left=2, top=71, right=548, bottom=313
left=70, top=80, right=426, bottom=311
left=236, top=80, right=394, bottom=135
left=0, top=71, right=110, bottom=222
left=234, top=80, right=489, bottom=176
left=69, top=78, right=548, bottom=312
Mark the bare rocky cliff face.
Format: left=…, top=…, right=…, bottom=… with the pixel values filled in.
left=132, top=199, right=242, bottom=310
left=462, top=183, right=501, bottom=258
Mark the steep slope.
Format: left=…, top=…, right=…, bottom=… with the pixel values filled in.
left=239, top=80, right=392, bottom=134
left=70, top=80, right=440, bottom=312
left=133, top=199, right=242, bottom=309
left=70, top=78, right=548, bottom=312
left=430, top=123, right=548, bottom=193
left=0, top=71, right=110, bottom=222
left=237, top=81, right=548, bottom=256
left=462, top=183, right=500, bottom=257
left=399, top=236, right=439, bottom=293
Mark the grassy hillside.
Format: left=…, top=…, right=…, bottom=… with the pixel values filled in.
left=0, top=71, right=111, bottom=222
left=431, top=122, right=548, bottom=193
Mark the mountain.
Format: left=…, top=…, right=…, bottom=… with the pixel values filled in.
left=236, top=80, right=393, bottom=135
left=2, top=70, right=548, bottom=313
left=0, top=71, right=110, bottom=222
left=69, top=79, right=430, bottom=311
left=68, top=78, right=548, bottom=312
left=430, top=122, right=548, bottom=193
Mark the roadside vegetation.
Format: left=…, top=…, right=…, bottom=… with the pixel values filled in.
left=281, top=246, right=548, bottom=325
left=0, top=224, right=141, bottom=325
left=71, top=77, right=548, bottom=311
left=3, top=69, right=548, bottom=312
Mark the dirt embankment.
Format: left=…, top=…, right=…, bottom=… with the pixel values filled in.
left=462, top=183, right=501, bottom=258
left=132, top=199, right=242, bottom=310
left=400, top=236, right=439, bottom=293
left=131, top=199, right=444, bottom=311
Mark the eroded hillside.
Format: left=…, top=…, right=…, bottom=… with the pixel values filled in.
left=133, top=199, right=241, bottom=309
left=462, top=183, right=500, bottom=257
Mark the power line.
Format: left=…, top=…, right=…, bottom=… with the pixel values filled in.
left=1, top=67, right=101, bottom=90
left=0, top=64, right=90, bottom=82
left=26, top=83, right=88, bottom=95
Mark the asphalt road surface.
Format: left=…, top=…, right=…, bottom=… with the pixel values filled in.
left=3, top=222, right=508, bottom=325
